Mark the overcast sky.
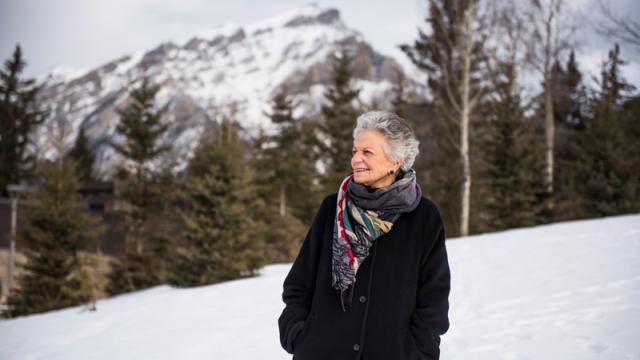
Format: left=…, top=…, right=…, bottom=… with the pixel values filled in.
left=0, top=0, right=638, bottom=85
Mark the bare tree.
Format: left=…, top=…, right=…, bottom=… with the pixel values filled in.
left=402, top=0, right=486, bottom=236
left=485, top=0, right=529, bottom=90
left=595, top=0, right=640, bottom=52
left=524, top=0, right=574, bottom=211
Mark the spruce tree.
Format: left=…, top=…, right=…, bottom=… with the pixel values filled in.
left=479, top=60, right=541, bottom=231
left=264, top=88, right=319, bottom=219
left=7, top=157, right=102, bottom=317
left=0, top=45, right=47, bottom=196
left=106, top=72, right=172, bottom=295
left=68, top=126, right=96, bottom=182
left=253, top=88, right=316, bottom=262
left=551, top=51, right=586, bottom=129
left=170, top=116, right=266, bottom=287
left=320, top=43, right=361, bottom=194
left=552, top=52, right=589, bottom=220
left=571, top=44, right=639, bottom=217
left=391, top=69, right=408, bottom=118
left=298, top=118, right=326, bottom=223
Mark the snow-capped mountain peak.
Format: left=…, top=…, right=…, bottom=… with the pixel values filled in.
left=36, top=4, right=403, bottom=178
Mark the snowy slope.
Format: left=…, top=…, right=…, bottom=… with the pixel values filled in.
left=0, top=213, right=638, bottom=359
left=34, top=4, right=405, bottom=177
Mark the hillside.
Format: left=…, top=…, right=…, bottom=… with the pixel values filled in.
left=0, top=213, right=638, bottom=359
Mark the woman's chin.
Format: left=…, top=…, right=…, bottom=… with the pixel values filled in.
left=352, top=174, right=368, bottom=185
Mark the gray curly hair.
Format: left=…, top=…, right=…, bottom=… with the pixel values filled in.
left=352, top=111, right=419, bottom=172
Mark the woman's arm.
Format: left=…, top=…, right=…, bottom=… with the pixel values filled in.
left=409, top=203, right=451, bottom=359
left=278, top=195, right=331, bottom=354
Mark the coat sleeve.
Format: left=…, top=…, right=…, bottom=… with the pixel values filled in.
left=277, top=195, right=331, bottom=354
left=409, top=203, right=451, bottom=359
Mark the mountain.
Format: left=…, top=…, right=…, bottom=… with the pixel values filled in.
left=1, top=213, right=638, bottom=359
left=35, top=4, right=406, bottom=177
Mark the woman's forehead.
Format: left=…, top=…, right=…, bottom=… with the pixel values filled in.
left=353, top=130, right=386, bottom=148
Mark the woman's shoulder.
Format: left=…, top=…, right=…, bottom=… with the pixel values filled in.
left=417, top=195, right=437, bottom=210
left=321, top=193, right=338, bottom=205
left=308, top=193, right=337, bottom=217
left=416, top=195, right=444, bottom=222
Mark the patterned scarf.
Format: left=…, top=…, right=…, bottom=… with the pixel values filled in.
left=331, top=169, right=422, bottom=311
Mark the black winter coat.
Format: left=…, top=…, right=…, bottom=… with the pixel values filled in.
left=278, top=193, right=451, bottom=360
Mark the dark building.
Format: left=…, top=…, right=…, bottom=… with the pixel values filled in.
left=0, top=181, right=126, bottom=256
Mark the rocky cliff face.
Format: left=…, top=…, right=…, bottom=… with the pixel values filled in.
left=36, top=4, right=407, bottom=177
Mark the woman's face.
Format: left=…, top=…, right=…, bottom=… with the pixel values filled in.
left=351, top=130, right=402, bottom=189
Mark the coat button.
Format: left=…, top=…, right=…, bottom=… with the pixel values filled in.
left=359, top=296, right=366, bottom=303
left=353, top=343, right=360, bottom=351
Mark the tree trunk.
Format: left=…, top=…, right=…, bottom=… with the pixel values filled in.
left=459, top=1, right=474, bottom=237
left=279, top=182, right=286, bottom=217
left=543, top=4, right=556, bottom=212
left=545, top=85, right=555, bottom=198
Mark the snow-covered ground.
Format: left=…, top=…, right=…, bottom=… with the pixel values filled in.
left=0, top=213, right=638, bottom=359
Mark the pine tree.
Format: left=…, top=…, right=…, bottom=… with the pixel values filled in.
left=552, top=52, right=589, bottom=220
left=571, top=44, right=639, bottom=217
left=106, top=72, right=173, bottom=295
left=7, top=156, right=103, bottom=316
left=391, top=68, right=408, bottom=118
left=320, top=43, right=361, bottom=194
left=479, top=60, right=542, bottom=231
left=0, top=45, right=47, bottom=197
left=67, top=126, right=96, bottom=182
left=170, top=116, right=266, bottom=287
left=252, top=88, right=317, bottom=263
left=551, top=51, right=586, bottom=129
left=264, top=88, right=319, bottom=219
left=298, top=117, right=326, bottom=223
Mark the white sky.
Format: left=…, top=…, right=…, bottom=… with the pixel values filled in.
left=0, top=0, right=638, bottom=86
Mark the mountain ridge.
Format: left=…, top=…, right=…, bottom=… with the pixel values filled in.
left=34, top=4, right=409, bottom=177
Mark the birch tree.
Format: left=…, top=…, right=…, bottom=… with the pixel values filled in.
left=524, top=0, right=574, bottom=211
left=402, top=0, right=486, bottom=236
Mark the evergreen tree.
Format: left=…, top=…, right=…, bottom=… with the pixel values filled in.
left=298, top=117, right=326, bottom=223
left=571, top=44, right=639, bottom=217
left=7, top=157, right=103, bottom=317
left=0, top=45, right=47, bottom=196
left=552, top=52, right=589, bottom=220
left=106, top=72, right=173, bottom=295
left=264, top=88, right=319, bottom=219
left=551, top=51, right=587, bottom=129
left=479, top=60, right=542, bottom=231
left=67, top=126, right=96, bottom=182
left=391, top=69, right=408, bottom=118
left=169, top=116, right=266, bottom=287
left=252, top=89, right=318, bottom=262
left=320, top=43, right=361, bottom=194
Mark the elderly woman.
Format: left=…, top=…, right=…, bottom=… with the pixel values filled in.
left=278, top=111, right=451, bottom=360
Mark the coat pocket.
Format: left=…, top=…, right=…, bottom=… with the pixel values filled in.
left=293, top=313, right=315, bottom=354
left=404, top=327, right=438, bottom=360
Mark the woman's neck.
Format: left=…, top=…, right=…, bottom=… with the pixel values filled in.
left=365, top=170, right=402, bottom=191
